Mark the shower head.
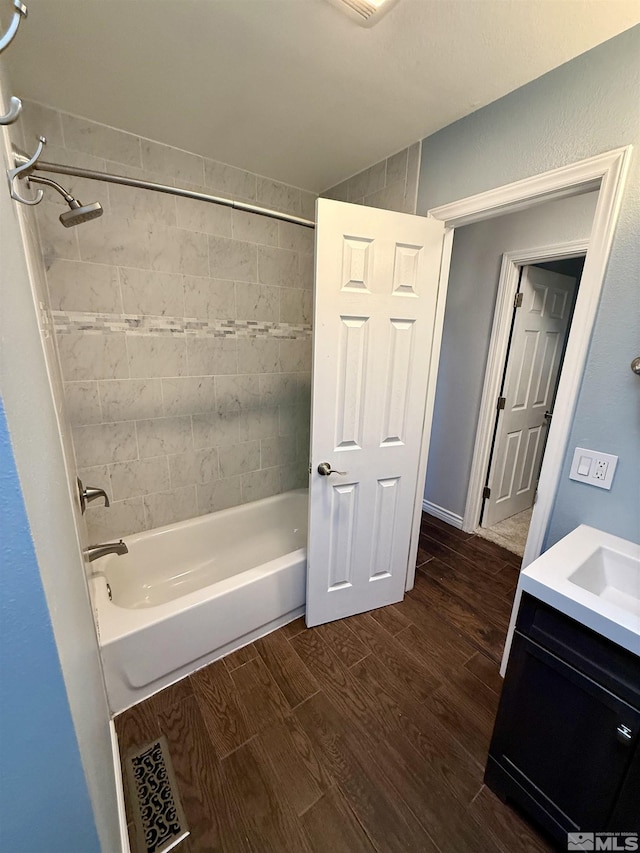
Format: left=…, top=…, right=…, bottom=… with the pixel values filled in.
left=59, top=199, right=103, bottom=227
left=27, top=174, right=103, bottom=227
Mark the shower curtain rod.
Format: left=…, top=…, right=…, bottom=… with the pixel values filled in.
left=14, top=155, right=316, bottom=229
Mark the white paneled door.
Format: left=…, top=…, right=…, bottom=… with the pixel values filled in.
left=483, top=265, right=577, bottom=528
left=306, top=199, right=445, bottom=627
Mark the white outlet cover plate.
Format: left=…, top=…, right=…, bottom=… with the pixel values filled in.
left=569, top=447, right=618, bottom=490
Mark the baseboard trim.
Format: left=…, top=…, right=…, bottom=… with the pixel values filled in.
left=110, top=720, right=131, bottom=853
left=422, top=500, right=464, bottom=530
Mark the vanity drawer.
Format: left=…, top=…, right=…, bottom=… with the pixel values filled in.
left=516, top=593, right=640, bottom=708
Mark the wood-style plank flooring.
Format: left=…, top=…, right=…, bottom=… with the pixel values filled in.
left=116, top=513, right=553, bottom=853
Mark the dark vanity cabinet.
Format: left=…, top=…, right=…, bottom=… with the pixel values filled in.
left=486, top=593, right=640, bottom=841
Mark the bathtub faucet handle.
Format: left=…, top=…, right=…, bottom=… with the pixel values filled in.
left=77, top=477, right=110, bottom=513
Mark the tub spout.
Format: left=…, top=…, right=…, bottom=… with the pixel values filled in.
left=84, top=540, right=128, bottom=562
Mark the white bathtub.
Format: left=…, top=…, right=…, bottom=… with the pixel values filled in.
left=92, top=489, right=307, bottom=713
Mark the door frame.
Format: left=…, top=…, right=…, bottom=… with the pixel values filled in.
left=406, top=145, right=631, bottom=588
left=464, top=240, right=588, bottom=536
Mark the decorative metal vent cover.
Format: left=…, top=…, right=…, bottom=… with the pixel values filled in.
left=125, top=736, right=189, bottom=853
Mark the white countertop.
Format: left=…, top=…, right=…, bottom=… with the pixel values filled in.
left=517, top=524, right=640, bottom=657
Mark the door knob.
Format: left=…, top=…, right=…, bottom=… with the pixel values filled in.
left=317, top=462, right=347, bottom=476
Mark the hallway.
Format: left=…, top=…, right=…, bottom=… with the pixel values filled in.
left=116, top=514, right=552, bottom=852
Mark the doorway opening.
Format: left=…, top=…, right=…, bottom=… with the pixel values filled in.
left=476, top=255, right=586, bottom=558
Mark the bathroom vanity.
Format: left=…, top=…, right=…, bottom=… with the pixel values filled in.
left=486, top=526, right=640, bottom=841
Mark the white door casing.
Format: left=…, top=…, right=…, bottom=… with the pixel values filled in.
left=307, top=199, right=445, bottom=627
left=483, top=265, right=577, bottom=528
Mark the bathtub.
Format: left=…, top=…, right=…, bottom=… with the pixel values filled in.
left=92, top=489, right=307, bottom=713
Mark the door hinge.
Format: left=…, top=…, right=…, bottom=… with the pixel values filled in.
left=514, top=292, right=523, bottom=308
left=483, top=486, right=491, bottom=499
left=497, top=396, right=506, bottom=410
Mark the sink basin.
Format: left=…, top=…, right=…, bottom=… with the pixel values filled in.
left=513, top=525, right=640, bottom=657
left=568, top=547, right=640, bottom=618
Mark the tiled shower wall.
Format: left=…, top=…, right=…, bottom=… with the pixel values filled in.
left=322, top=142, right=421, bottom=213
left=22, top=102, right=316, bottom=541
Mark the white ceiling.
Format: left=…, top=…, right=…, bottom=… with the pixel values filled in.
left=6, top=1, right=640, bottom=192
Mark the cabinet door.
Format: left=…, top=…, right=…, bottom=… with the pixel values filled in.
left=491, top=632, right=640, bottom=830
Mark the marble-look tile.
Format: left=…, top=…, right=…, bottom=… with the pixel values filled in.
left=77, top=464, right=112, bottom=496
left=186, top=338, right=236, bottom=376
left=62, top=114, right=142, bottom=167
left=57, top=333, right=128, bottom=381
left=86, top=497, right=147, bottom=541
left=218, top=441, right=261, bottom=478
left=168, top=448, right=219, bottom=488
left=406, top=142, right=421, bottom=214
left=386, top=148, right=408, bottom=186
left=300, top=192, right=317, bottom=222
left=77, top=215, right=150, bottom=269
left=235, top=282, right=279, bottom=322
left=64, top=381, right=102, bottom=425
left=256, top=178, right=301, bottom=215
left=260, top=435, right=298, bottom=468
left=36, top=204, right=80, bottom=264
left=208, top=235, right=257, bottom=283
left=278, top=222, right=314, bottom=254
left=258, top=245, right=298, bottom=288
left=204, top=160, right=256, bottom=200
left=279, top=464, right=309, bottom=492
left=175, top=195, right=232, bottom=237
left=241, top=467, right=280, bottom=503
left=119, top=268, right=184, bottom=316
left=296, top=373, right=312, bottom=408
left=136, top=416, right=193, bottom=458
left=143, top=487, right=198, bottom=530
left=197, top=477, right=242, bottom=514
left=280, top=289, right=312, bottom=324
left=259, top=373, right=299, bottom=407
left=141, top=140, right=205, bottom=185
left=215, top=375, right=261, bottom=411
left=109, top=182, right=177, bottom=226
left=162, top=377, right=217, bottom=416
left=322, top=180, right=350, bottom=202
left=192, top=410, right=239, bottom=449
left=232, top=210, right=278, bottom=247
left=127, top=336, right=187, bottom=379
left=184, top=276, right=235, bottom=320
left=349, top=161, right=386, bottom=201
left=99, top=378, right=164, bottom=422
left=47, top=259, right=122, bottom=313
left=238, top=406, right=279, bottom=442
left=148, top=224, right=209, bottom=276
left=109, top=457, right=170, bottom=500
left=279, top=404, right=311, bottom=438
left=73, top=421, right=138, bottom=467
left=364, top=179, right=406, bottom=213
left=279, top=339, right=312, bottom=373
left=298, top=252, right=314, bottom=290
left=237, top=338, right=280, bottom=374
left=22, top=101, right=65, bottom=147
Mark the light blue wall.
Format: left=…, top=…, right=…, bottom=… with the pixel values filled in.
left=418, top=25, right=640, bottom=548
left=0, top=398, right=100, bottom=853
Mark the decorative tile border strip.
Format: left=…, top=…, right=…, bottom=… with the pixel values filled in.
left=52, top=311, right=312, bottom=339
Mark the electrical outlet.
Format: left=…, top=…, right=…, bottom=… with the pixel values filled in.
left=593, top=459, right=608, bottom=480
left=569, top=447, right=618, bottom=490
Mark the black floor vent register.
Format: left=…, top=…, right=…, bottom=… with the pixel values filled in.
left=125, top=737, right=189, bottom=853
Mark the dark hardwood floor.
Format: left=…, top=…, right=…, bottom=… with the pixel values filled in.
left=116, top=513, right=553, bottom=853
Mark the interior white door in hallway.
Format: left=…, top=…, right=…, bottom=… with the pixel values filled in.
left=306, top=199, right=445, bottom=627
left=482, top=265, right=577, bottom=529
